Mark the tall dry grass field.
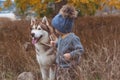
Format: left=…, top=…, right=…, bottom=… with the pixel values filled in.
left=0, top=16, right=120, bottom=80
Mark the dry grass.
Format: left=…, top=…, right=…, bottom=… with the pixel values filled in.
left=74, top=16, right=120, bottom=80
left=0, top=16, right=120, bottom=80
left=0, top=19, right=40, bottom=80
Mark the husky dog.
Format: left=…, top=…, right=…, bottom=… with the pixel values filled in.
left=30, top=17, right=56, bottom=80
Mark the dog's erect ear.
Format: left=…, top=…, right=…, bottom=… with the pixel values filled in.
left=31, top=17, right=36, bottom=26
left=42, top=16, right=50, bottom=26
left=42, top=16, right=56, bottom=38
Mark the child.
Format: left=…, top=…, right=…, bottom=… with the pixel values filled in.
left=51, top=4, right=84, bottom=80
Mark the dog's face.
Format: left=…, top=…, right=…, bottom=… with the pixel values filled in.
left=31, top=17, right=52, bottom=44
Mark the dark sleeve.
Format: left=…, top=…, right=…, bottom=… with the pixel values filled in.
left=70, top=37, right=84, bottom=59
left=56, top=41, right=58, bottom=48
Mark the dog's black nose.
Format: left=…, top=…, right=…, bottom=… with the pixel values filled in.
left=31, top=33, right=35, bottom=37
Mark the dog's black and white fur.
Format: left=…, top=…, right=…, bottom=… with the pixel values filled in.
left=31, top=17, right=56, bottom=80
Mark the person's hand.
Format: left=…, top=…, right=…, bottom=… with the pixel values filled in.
left=50, top=41, right=56, bottom=47
left=63, top=53, right=71, bottom=61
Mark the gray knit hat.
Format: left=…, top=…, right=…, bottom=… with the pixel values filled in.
left=52, top=4, right=77, bottom=33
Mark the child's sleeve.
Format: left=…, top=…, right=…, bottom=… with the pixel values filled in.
left=55, top=41, right=58, bottom=48
left=70, top=37, right=84, bottom=59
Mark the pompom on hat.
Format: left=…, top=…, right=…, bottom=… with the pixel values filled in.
left=52, top=4, right=77, bottom=33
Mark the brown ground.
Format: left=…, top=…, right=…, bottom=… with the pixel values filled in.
left=0, top=16, right=120, bottom=80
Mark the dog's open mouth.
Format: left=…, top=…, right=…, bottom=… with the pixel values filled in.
left=32, top=35, right=43, bottom=44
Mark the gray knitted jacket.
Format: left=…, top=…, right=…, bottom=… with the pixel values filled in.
left=56, top=33, right=84, bottom=68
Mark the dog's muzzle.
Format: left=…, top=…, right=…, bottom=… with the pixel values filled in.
left=31, top=33, right=43, bottom=44
left=31, top=33, right=35, bottom=37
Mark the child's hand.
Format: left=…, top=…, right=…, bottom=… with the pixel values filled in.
left=64, top=53, right=71, bottom=61
left=50, top=41, right=56, bottom=47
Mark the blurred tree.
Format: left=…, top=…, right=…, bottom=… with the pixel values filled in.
left=14, top=0, right=61, bottom=17
left=3, top=0, right=120, bottom=17
left=0, top=0, right=12, bottom=11
left=67, top=0, right=120, bottom=16
left=108, top=0, right=120, bottom=9
left=0, top=7, right=2, bottom=11
left=4, top=0, right=12, bottom=8
left=67, top=0, right=99, bottom=16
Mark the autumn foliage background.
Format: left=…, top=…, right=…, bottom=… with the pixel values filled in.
left=2, top=0, right=120, bottom=17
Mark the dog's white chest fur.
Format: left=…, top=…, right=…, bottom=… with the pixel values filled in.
left=35, top=44, right=55, bottom=66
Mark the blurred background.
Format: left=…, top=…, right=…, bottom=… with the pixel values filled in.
left=0, top=0, right=120, bottom=80
left=0, top=0, right=120, bottom=20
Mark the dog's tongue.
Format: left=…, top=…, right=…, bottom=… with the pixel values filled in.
left=32, top=39, right=37, bottom=44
